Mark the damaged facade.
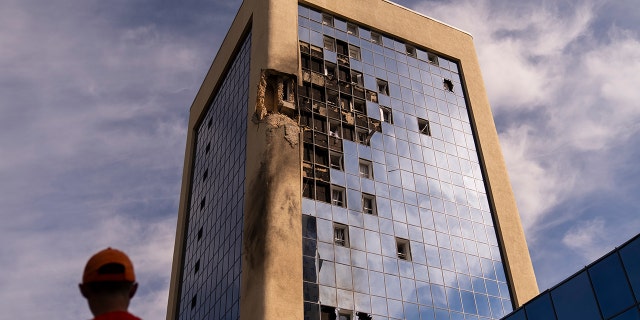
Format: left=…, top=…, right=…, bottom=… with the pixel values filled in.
left=167, top=1, right=538, bottom=320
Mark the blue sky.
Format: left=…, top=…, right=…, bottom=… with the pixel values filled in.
left=1, top=0, right=638, bottom=318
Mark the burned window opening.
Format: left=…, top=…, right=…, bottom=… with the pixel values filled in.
left=325, top=62, right=337, bottom=79
left=353, top=99, right=366, bottom=114
left=336, top=40, right=349, bottom=56
left=329, top=121, right=341, bottom=138
left=310, top=45, right=323, bottom=59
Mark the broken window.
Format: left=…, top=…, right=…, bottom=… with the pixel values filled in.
left=338, top=67, right=350, bottom=82
left=396, top=237, right=411, bottom=261
left=326, top=90, right=339, bottom=107
left=339, top=96, right=352, bottom=111
left=303, top=178, right=314, bottom=199
left=338, top=313, right=351, bottom=320
left=313, top=116, right=326, bottom=133
left=311, top=85, right=325, bottom=102
left=333, top=223, right=349, bottom=247
left=342, top=125, right=354, bottom=142
left=331, top=185, right=346, bottom=207
left=348, top=45, right=361, bottom=61
left=329, top=152, right=343, bottom=170
left=353, top=99, right=366, bottom=114
left=316, top=182, right=330, bottom=203
left=355, top=128, right=371, bottom=145
left=329, top=121, right=341, bottom=138
left=299, top=41, right=310, bottom=54
left=350, top=70, right=363, bottom=86
left=315, top=147, right=329, bottom=166
left=356, top=312, right=373, bottom=320
left=358, top=159, right=373, bottom=179
left=310, top=45, right=324, bottom=58
left=366, top=90, right=378, bottom=103
left=323, top=36, right=336, bottom=52
left=346, top=23, right=358, bottom=36
left=362, top=193, right=376, bottom=215
left=336, top=40, right=349, bottom=56
left=303, top=143, right=313, bottom=162
left=380, top=106, right=393, bottom=124
left=301, top=54, right=310, bottom=70
left=310, top=57, right=323, bottom=73
left=406, top=44, right=417, bottom=58
left=370, top=32, right=382, bottom=45
left=376, top=79, right=389, bottom=95
left=322, top=14, right=334, bottom=27
left=428, top=53, right=439, bottom=65
left=418, top=118, right=431, bottom=135
left=321, top=306, right=337, bottom=320
left=325, top=62, right=337, bottom=79
left=443, top=79, right=454, bottom=92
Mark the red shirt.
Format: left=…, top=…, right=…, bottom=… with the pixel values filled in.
left=93, top=311, right=141, bottom=320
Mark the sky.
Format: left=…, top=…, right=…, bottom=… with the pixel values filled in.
left=0, top=0, right=639, bottom=318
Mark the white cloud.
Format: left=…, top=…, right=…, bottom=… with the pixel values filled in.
left=413, top=0, right=640, bottom=238
left=562, top=218, right=607, bottom=261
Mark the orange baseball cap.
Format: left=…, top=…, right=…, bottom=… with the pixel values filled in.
left=82, top=248, right=136, bottom=284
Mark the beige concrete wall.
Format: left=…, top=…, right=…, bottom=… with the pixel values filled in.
left=303, top=0, right=539, bottom=306
left=167, top=0, right=303, bottom=319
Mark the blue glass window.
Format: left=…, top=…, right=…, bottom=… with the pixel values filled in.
left=525, top=293, right=556, bottom=320
left=620, top=237, right=640, bottom=300
left=590, top=253, right=635, bottom=318
left=551, top=271, right=600, bottom=320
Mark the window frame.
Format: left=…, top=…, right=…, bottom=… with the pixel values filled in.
left=330, top=185, right=346, bottom=207
left=333, top=223, right=349, bottom=247
left=362, top=193, right=377, bottom=215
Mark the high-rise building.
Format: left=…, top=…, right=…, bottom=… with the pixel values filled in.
left=167, top=1, right=539, bottom=320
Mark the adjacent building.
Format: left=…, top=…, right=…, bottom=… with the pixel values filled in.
left=501, top=234, right=640, bottom=320
left=167, top=1, right=539, bottom=319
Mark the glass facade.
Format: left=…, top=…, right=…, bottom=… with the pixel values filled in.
left=502, top=234, right=640, bottom=320
left=177, top=33, right=251, bottom=320
left=298, top=5, right=512, bottom=320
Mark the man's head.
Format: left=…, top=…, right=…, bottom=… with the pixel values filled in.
left=79, top=248, right=138, bottom=317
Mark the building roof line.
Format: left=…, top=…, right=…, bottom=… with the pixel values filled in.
left=382, top=0, right=473, bottom=38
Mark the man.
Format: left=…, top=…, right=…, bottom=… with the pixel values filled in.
left=79, top=248, right=142, bottom=320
